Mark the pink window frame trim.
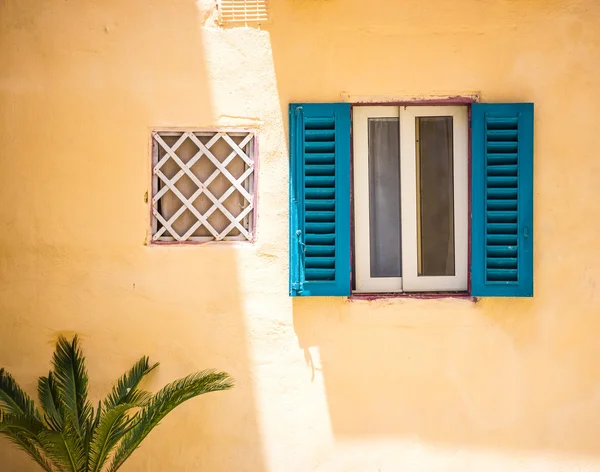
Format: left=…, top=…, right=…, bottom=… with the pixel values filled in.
left=148, top=127, right=259, bottom=246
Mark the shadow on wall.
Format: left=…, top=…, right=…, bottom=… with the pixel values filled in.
left=292, top=296, right=600, bottom=456
left=0, top=1, right=266, bottom=471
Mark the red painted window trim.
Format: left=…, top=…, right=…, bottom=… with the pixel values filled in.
left=349, top=292, right=477, bottom=302
left=349, top=98, right=476, bottom=300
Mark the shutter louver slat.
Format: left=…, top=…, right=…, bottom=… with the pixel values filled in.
left=487, top=154, right=518, bottom=165
left=306, top=269, right=336, bottom=280
left=305, top=246, right=335, bottom=257
left=305, top=200, right=335, bottom=211
left=305, top=189, right=335, bottom=199
left=472, top=103, right=534, bottom=297
left=305, top=165, right=335, bottom=175
left=305, top=154, right=335, bottom=164
left=305, top=142, right=335, bottom=153
left=305, top=234, right=336, bottom=245
left=305, top=211, right=335, bottom=222
left=306, top=257, right=336, bottom=267
left=289, top=103, right=351, bottom=296
left=487, top=258, right=518, bottom=268
left=305, top=130, right=336, bottom=141
left=305, top=176, right=336, bottom=187
left=487, top=246, right=517, bottom=258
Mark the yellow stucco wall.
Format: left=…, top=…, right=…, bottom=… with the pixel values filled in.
left=1, top=0, right=600, bottom=470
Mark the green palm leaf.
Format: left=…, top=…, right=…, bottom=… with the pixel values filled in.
left=0, top=368, right=39, bottom=419
left=51, top=336, right=93, bottom=437
left=107, top=370, right=234, bottom=472
left=1, top=429, right=57, bottom=472
left=0, top=413, right=44, bottom=435
left=103, top=356, right=157, bottom=410
left=38, top=426, right=86, bottom=472
left=83, top=402, right=102, bottom=472
left=87, top=404, right=136, bottom=472
left=38, top=373, right=63, bottom=431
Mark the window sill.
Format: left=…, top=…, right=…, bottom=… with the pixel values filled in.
left=147, top=239, right=256, bottom=246
left=349, top=292, right=476, bottom=302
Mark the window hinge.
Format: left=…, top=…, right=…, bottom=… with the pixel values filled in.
left=292, top=282, right=304, bottom=293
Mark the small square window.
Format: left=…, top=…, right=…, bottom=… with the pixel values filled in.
left=218, top=0, right=269, bottom=26
left=353, top=106, right=468, bottom=293
left=151, top=130, right=256, bottom=243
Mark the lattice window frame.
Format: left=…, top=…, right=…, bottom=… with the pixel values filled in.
left=217, top=0, right=269, bottom=27
left=150, top=129, right=257, bottom=244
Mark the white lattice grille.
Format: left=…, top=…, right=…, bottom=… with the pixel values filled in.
left=218, top=0, right=269, bottom=25
left=151, top=130, right=256, bottom=242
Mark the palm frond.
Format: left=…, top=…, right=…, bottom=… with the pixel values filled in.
left=103, top=356, right=158, bottom=410
left=38, top=373, right=63, bottom=431
left=87, top=404, right=136, bottom=472
left=38, top=426, right=86, bottom=472
left=0, top=368, right=39, bottom=419
left=0, top=429, right=57, bottom=472
left=51, top=335, right=93, bottom=437
left=0, top=413, right=44, bottom=436
left=83, top=400, right=102, bottom=471
left=107, top=370, right=233, bottom=472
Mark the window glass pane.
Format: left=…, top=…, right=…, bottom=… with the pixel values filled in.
left=368, top=118, right=402, bottom=278
left=416, top=116, right=455, bottom=276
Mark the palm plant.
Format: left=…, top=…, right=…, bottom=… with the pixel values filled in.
left=0, top=335, right=234, bottom=471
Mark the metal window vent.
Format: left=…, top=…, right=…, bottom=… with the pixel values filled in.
left=218, top=0, right=269, bottom=26
left=151, top=130, right=256, bottom=243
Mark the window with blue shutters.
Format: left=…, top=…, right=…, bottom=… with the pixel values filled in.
left=289, top=103, right=351, bottom=297
left=288, top=101, right=534, bottom=298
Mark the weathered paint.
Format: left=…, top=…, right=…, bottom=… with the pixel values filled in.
left=1, top=0, right=600, bottom=471
left=351, top=96, right=479, bottom=106
left=349, top=293, right=477, bottom=302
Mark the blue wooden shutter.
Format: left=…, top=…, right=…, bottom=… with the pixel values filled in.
left=289, top=103, right=351, bottom=296
left=471, top=103, right=534, bottom=297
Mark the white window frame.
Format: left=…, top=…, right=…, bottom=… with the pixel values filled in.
left=353, top=105, right=468, bottom=293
